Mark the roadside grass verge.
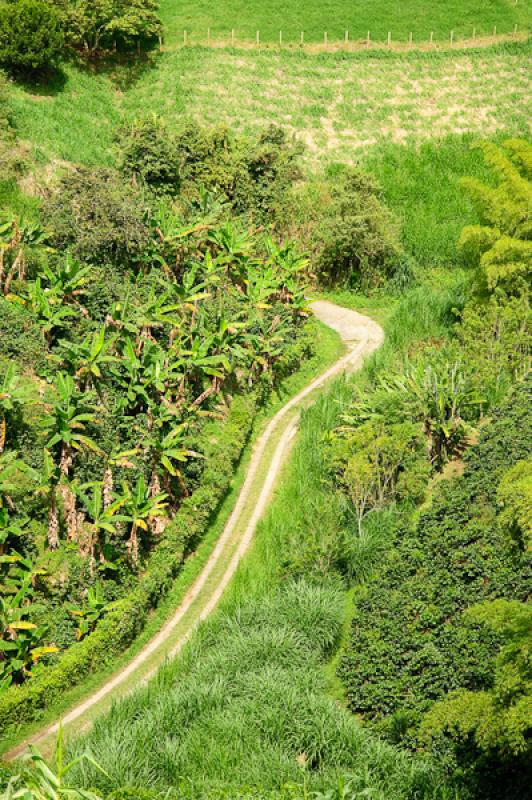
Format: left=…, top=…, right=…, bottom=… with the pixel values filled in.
left=0, top=320, right=343, bottom=759
left=160, top=0, right=530, bottom=45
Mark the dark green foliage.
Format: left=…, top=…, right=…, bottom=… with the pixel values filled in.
left=0, top=0, right=64, bottom=72
left=54, top=0, right=162, bottom=54
left=0, top=298, right=44, bottom=369
left=311, top=168, right=405, bottom=290
left=44, top=167, right=153, bottom=269
left=174, top=121, right=302, bottom=220
left=118, top=115, right=181, bottom=194
left=338, top=378, right=532, bottom=775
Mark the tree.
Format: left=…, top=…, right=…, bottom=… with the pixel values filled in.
left=459, top=139, right=532, bottom=294
left=59, top=0, right=161, bottom=54
left=421, top=600, right=532, bottom=757
left=44, top=374, right=103, bottom=543
left=0, top=0, right=64, bottom=72
left=121, top=474, right=167, bottom=564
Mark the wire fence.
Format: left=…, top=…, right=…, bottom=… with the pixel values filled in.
left=159, top=25, right=529, bottom=52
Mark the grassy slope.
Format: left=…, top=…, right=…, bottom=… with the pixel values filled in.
left=160, top=0, right=530, bottom=43
left=9, top=44, right=530, bottom=169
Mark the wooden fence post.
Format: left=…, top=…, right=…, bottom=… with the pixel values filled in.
left=387, top=31, right=391, bottom=46
left=158, top=35, right=162, bottom=52
left=279, top=30, right=283, bottom=46
left=231, top=28, right=235, bottom=46
left=345, top=30, right=349, bottom=44
left=183, top=30, right=187, bottom=46
left=493, top=25, right=497, bottom=36
left=450, top=30, right=454, bottom=46
left=367, top=30, right=370, bottom=48
left=409, top=31, right=412, bottom=47
left=207, top=27, right=210, bottom=44
left=324, top=31, right=328, bottom=45
left=514, top=23, right=518, bottom=34
left=473, top=27, right=476, bottom=40
left=256, top=30, right=260, bottom=45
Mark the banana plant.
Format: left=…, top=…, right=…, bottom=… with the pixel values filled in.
left=55, top=328, right=118, bottom=391
left=24, top=278, right=77, bottom=346
left=0, top=216, right=49, bottom=295
left=41, top=254, right=92, bottom=306
left=0, top=507, right=28, bottom=556
left=0, top=364, right=31, bottom=453
left=67, top=581, right=120, bottom=640
left=74, top=481, right=128, bottom=564
left=0, top=559, right=57, bottom=687
left=102, top=446, right=138, bottom=509
left=0, top=452, right=35, bottom=511
left=121, top=474, right=168, bottom=564
left=44, top=374, right=103, bottom=544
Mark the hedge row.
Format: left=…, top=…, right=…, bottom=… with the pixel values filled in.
left=0, top=392, right=258, bottom=737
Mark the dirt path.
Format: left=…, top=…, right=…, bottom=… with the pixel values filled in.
left=6, top=300, right=383, bottom=761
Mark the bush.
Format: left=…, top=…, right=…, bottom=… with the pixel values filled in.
left=338, top=378, right=532, bottom=793
left=45, top=167, right=153, bottom=269
left=0, top=297, right=45, bottom=368
left=118, top=115, right=181, bottom=194
left=0, top=0, right=63, bottom=72
left=311, top=168, right=405, bottom=290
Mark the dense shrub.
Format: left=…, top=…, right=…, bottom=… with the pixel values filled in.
left=45, top=167, right=153, bottom=269
left=338, top=378, right=532, bottom=793
left=118, top=115, right=181, bottom=194
left=310, top=168, right=406, bottom=290
left=0, top=297, right=45, bottom=368
left=0, top=0, right=64, bottom=72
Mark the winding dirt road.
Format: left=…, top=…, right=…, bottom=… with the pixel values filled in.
left=6, top=301, right=383, bottom=761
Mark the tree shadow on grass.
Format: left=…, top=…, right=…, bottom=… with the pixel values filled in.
left=70, top=45, right=161, bottom=92
left=8, top=63, right=68, bottom=97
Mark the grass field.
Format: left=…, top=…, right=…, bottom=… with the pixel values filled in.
left=160, top=0, right=531, bottom=44
left=10, top=44, right=530, bottom=169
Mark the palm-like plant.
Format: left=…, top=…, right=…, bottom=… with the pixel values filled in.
left=121, top=474, right=167, bottom=564
left=25, top=278, right=77, bottom=346
left=56, top=328, right=117, bottom=391
left=41, top=254, right=92, bottom=306
left=381, top=360, right=481, bottom=467
left=44, top=374, right=103, bottom=543
left=0, top=216, right=49, bottom=295
left=0, top=364, right=31, bottom=453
